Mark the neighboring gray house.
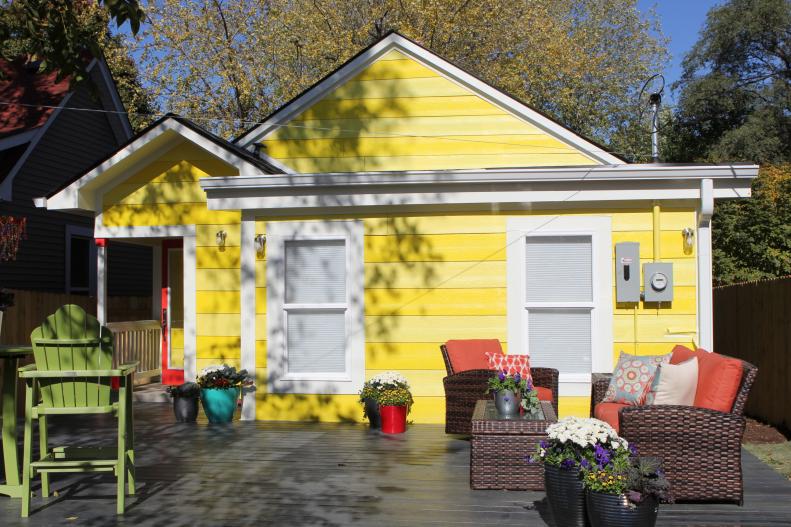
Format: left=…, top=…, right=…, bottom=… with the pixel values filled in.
left=0, top=56, right=150, bottom=296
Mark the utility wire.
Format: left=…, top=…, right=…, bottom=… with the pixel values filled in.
left=0, top=100, right=654, bottom=160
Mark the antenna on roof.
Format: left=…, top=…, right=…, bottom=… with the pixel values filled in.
left=639, top=74, right=665, bottom=163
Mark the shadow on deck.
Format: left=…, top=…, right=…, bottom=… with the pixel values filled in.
left=2, top=403, right=790, bottom=526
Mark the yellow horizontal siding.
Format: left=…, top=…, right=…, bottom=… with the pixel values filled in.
left=256, top=340, right=267, bottom=368
left=612, top=231, right=695, bottom=259
left=294, top=95, right=507, bottom=120
left=365, top=288, right=506, bottom=316
left=264, top=135, right=582, bottom=159
left=613, top=314, right=698, bottom=343
left=365, top=342, right=446, bottom=370
left=196, top=269, right=240, bottom=291
left=274, top=153, right=594, bottom=173
left=365, top=315, right=506, bottom=343
left=196, top=246, right=241, bottom=269
left=352, top=58, right=439, bottom=81
left=364, top=233, right=506, bottom=263
left=196, top=224, right=242, bottom=247
left=196, top=291, right=240, bottom=314
left=324, top=76, right=471, bottom=100
left=196, top=336, right=241, bottom=360
left=365, top=261, right=506, bottom=289
left=255, top=288, right=266, bottom=314
left=195, top=314, right=240, bottom=337
left=102, top=203, right=240, bottom=227
left=614, top=286, right=696, bottom=314
left=197, top=357, right=241, bottom=371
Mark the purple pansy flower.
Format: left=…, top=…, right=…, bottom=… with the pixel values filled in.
left=594, top=444, right=612, bottom=468
left=539, top=440, right=548, bottom=449
left=629, top=443, right=638, bottom=456
left=498, top=371, right=506, bottom=381
left=526, top=378, right=533, bottom=391
left=580, top=458, right=591, bottom=470
left=560, top=459, right=576, bottom=470
left=514, top=372, right=521, bottom=383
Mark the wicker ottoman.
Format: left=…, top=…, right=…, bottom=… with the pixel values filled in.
left=470, top=400, right=558, bottom=490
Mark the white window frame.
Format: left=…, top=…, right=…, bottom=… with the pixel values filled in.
left=266, top=220, right=365, bottom=394
left=506, top=216, right=613, bottom=396
left=65, top=225, right=97, bottom=294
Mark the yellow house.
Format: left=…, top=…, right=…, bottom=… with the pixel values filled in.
left=38, top=32, right=757, bottom=423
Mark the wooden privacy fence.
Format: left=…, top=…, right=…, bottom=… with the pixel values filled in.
left=107, top=320, right=161, bottom=385
left=0, top=289, right=151, bottom=345
left=713, top=277, right=791, bottom=432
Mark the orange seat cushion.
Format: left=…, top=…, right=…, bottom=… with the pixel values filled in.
left=594, top=402, right=628, bottom=433
left=670, top=345, right=743, bottom=413
left=444, top=339, right=503, bottom=373
left=535, top=386, right=553, bottom=403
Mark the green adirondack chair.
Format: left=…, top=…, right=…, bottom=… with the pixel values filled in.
left=18, top=304, right=137, bottom=517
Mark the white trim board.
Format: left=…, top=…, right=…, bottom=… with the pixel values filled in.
left=265, top=220, right=365, bottom=395
left=240, top=213, right=257, bottom=419
left=235, top=33, right=622, bottom=165
left=506, top=216, right=613, bottom=397
left=40, top=117, right=274, bottom=212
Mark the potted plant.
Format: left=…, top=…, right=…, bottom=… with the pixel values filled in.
left=487, top=370, right=527, bottom=417
left=359, top=380, right=382, bottom=429
left=532, top=417, right=627, bottom=527
left=359, top=371, right=411, bottom=430
left=166, top=382, right=201, bottom=422
left=378, top=385, right=413, bottom=434
left=196, top=365, right=253, bottom=424
left=583, top=455, right=671, bottom=527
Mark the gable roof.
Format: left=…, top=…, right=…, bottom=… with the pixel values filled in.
left=40, top=113, right=285, bottom=211
left=0, top=58, right=72, bottom=139
left=234, top=31, right=625, bottom=166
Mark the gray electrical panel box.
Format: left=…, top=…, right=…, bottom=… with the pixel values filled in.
left=643, top=262, right=673, bottom=302
left=615, top=242, right=641, bottom=302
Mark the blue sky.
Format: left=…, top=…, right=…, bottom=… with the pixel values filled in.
left=637, top=0, right=724, bottom=98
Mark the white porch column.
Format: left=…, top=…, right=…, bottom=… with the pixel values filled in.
left=96, top=238, right=107, bottom=324
left=183, top=234, right=197, bottom=382
left=240, top=213, right=257, bottom=420
left=697, top=178, right=714, bottom=350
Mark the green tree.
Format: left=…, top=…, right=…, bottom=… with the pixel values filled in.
left=136, top=0, right=667, bottom=145
left=667, top=0, right=791, bottom=284
left=0, top=1, right=155, bottom=130
left=0, top=0, right=144, bottom=83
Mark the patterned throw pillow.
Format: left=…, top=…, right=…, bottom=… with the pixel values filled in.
left=602, top=352, right=672, bottom=405
left=485, top=352, right=533, bottom=386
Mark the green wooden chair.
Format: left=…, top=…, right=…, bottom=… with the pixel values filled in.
left=18, top=304, right=137, bottom=517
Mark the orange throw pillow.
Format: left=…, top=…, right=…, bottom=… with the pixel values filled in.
left=594, top=402, right=628, bottom=433
left=670, top=345, right=743, bottom=412
left=444, top=339, right=503, bottom=373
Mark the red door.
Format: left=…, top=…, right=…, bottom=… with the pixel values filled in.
left=161, top=239, right=185, bottom=385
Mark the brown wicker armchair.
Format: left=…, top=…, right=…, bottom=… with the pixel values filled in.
left=591, top=357, right=757, bottom=504
left=441, top=344, right=558, bottom=434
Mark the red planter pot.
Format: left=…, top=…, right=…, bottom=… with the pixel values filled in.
left=380, top=405, right=407, bottom=434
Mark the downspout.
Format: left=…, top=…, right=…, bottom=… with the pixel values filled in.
left=697, top=179, right=715, bottom=350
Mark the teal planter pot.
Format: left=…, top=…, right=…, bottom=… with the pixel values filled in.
left=201, top=387, right=240, bottom=423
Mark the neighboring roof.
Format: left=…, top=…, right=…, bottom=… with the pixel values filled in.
left=0, top=58, right=71, bottom=139
left=41, top=113, right=286, bottom=211
left=234, top=31, right=625, bottom=165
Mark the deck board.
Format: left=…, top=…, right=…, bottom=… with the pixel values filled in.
left=1, top=403, right=790, bottom=526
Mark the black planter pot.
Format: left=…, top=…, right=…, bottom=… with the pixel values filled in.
left=364, top=397, right=381, bottom=429
left=544, top=464, right=589, bottom=527
left=173, top=396, right=199, bottom=422
left=586, top=491, right=658, bottom=527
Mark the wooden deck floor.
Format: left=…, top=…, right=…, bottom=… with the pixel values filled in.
left=2, top=402, right=791, bottom=526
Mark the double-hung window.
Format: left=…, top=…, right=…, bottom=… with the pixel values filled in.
left=266, top=221, right=364, bottom=394
left=506, top=217, right=612, bottom=396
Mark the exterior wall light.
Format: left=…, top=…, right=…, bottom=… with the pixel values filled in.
left=254, top=234, right=266, bottom=254
left=682, top=227, right=695, bottom=252
left=215, top=230, right=227, bottom=247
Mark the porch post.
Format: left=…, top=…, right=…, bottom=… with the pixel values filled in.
left=697, top=178, right=714, bottom=350
left=183, top=234, right=197, bottom=382
left=96, top=238, right=107, bottom=324
left=240, top=214, right=257, bottom=421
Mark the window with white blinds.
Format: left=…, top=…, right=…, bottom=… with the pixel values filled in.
left=284, top=240, right=347, bottom=375
left=525, top=235, right=594, bottom=374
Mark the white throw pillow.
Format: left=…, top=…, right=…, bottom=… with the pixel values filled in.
left=646, top=357, right=698, bottom=406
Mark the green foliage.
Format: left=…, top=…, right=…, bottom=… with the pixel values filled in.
left=521, top=388, right=541, bottom=413
left=166, top=381, right=201, bottom=398
left=377, top=386, right=413, bottom=409
left=136, top=0, right=667, bottom=144
left=666, top=0, right=791, bottom=284
left=583, top=456, right=673, bottom=504
left=0, top=1, right=155, bottom=131
left=196, top=365, right=253, bottom=390
left=487, top=372, right=527, bottom=394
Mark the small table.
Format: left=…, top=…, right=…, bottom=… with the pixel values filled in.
left=0, top=345, right=33, bottom=498
left=470, top=399, right=557, bottom=490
